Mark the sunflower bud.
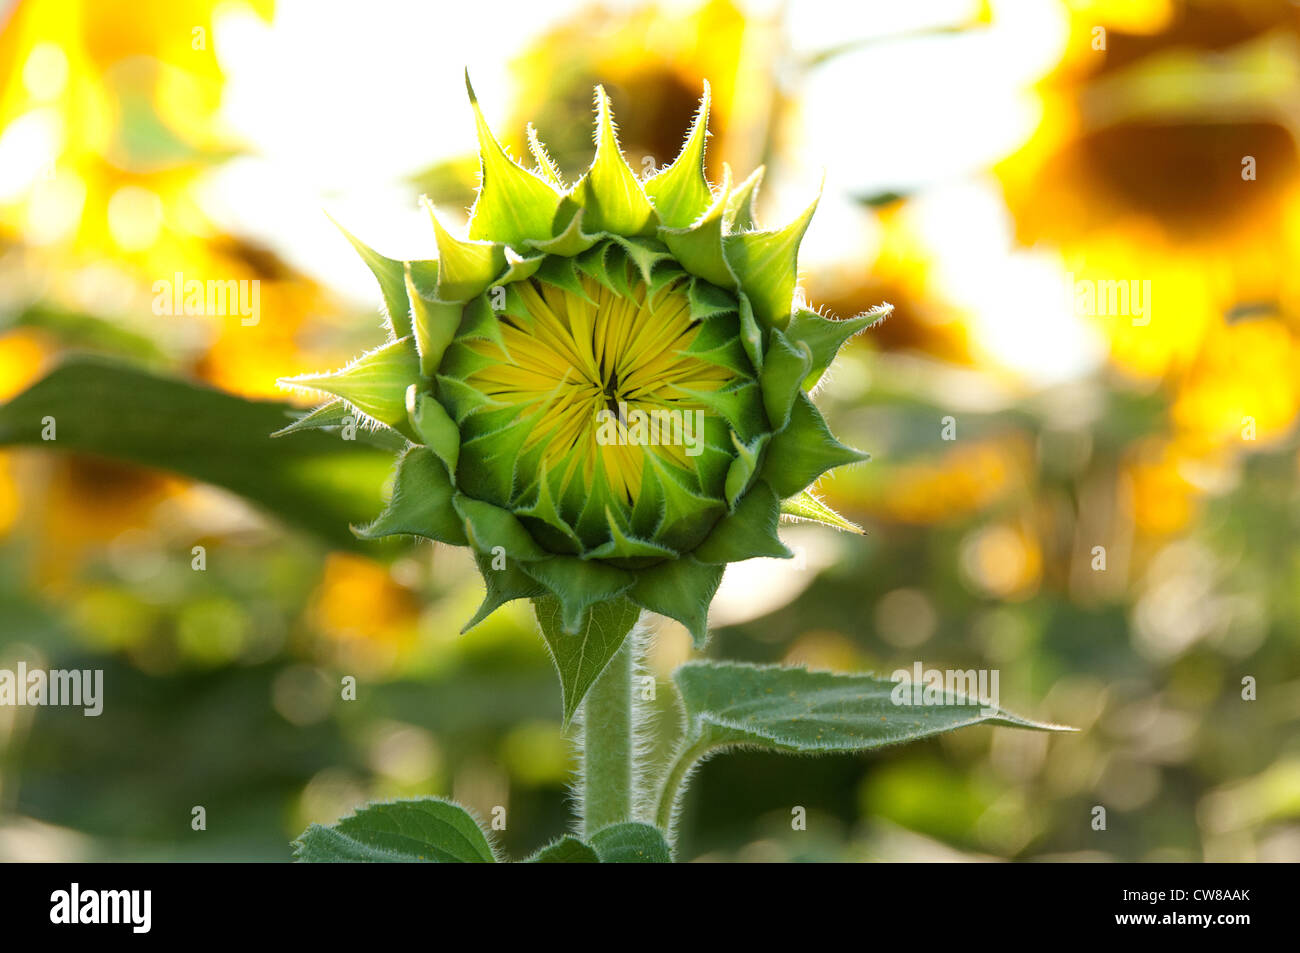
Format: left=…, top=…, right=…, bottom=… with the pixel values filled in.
left=281, top=75, right=888, bottom=647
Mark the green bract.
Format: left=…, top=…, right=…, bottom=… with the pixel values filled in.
left=281, top=75, right=887, bottom=667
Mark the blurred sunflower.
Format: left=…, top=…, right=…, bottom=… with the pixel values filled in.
left=25, top=456, right=185, bottom=583
left=307, top=553, right=422, bottom=674
left=1123, top=435, right=1200, bottom=536
left=997, top=0, right=1300, bottom=381
left=0, top=0, right=331, bottom=401
left=509, top=0, right=759, bottom=179
left=1172, top=316, right=1300, bottom=452
left=808, top=201, right=975, bottom=368
left=0, top=1, right=355, bottom=593
left=997, top=0, right=1300, bottom=537
left=831, top=433, right=1034, bottom=527
left=0, top=0, right=269, bottom=265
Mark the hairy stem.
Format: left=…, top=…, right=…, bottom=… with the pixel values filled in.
left=654, top=737, right=712, bottom=835
left=580, top=636, right=636, bottom=838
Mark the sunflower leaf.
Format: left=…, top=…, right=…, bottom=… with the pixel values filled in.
left=533, top=595, right=642, bottom=725
left=0, top=357, right=395, bottom=552
left=672, top=662, right=1074, bottom=760
left=293, top=797, right=496, bottom=863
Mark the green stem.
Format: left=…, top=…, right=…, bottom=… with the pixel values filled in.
left=654, top=737, right=711, bottom=834
left=581, top=635, right=635, bottom=838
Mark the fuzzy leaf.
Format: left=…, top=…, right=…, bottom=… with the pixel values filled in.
left=780, top=489, right=864, bottom=534
left=497, top=248, right=546, bottom=287
left=526, top=122, right=565, bottom=188
left=293, top=797, right=496, bottom=863
left=659, top=164, right=735, bottom=290
left=454, top=494, right=549, bottom=561
left=527, top=836, right=599, bottom=863
left=406, top=264, right=461, bottom=378
left=724, top=194, right=817, bottom=329
left=685, top=313, right=752, bottom=378
left=515, top=464, right=585, bottom=554
left=426, top=202, right=506, bottom=302
left=681, top=380, right=766, bottom=445
left=272, top=400, right=406, bottom=452
left=762, top=391, right=869, bottom=498
left=462, top=550, right=546, bottom=633
left=589, top=823, right=672, bottom=863
left=724, top=165, right=764, bottom=231
left=457, top=293, right=510, bottom=359
left=626, top=556, right=722, bottom=648
left=686, top=278, right=736, bottom=323
left=692, top=481, right=791, bottom=564
left=638, top=455, right=728, bottom=553
left=786, top=304, right=891, bottom=388
left=723, top=431, right=768, bottom=508
left=674, top=661, right=1073, bottom=757
left=282, top=336, right=420, bottom=432
left=529, top=204, right=598, bottom=257
left=573, top=241, right=617, bottom=291
left=533, top=595, right=642, bottom=725
left=644, top=82, right=713, bottom=228
left=355, top=446, right=465, bottom=545
left=522, top=557, right=634, bottom=634
left=536, top=254, right=595, bottom=303
left=579, top=86, right=657, bottom=237
left=457, top=410, right=541, bottom=505
left=737, top=293, right=764, bottom=372
left=406, top=387, right=460, bottom=478
left=465, top=72, right=562, bottom=245
left=327, top=214, right=413, bottom=338
left=760, top=329, right=814, bottom=431
left=608, top=235, right=673, bottom=287
left=585, top=511, right=677, bottom=560
left=271, top=399, right=351, bottom=437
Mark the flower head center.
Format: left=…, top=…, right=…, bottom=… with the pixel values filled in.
left=463, top=269, right=730, bottom=506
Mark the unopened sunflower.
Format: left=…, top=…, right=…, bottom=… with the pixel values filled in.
left=281, top=77, right=885, bottom=681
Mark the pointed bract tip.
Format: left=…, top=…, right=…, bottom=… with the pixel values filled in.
left=591, top=86, right=610, bottom=142
left=804, top=178, right=825, bottom=217
left=526, top=122, right=565, bottom=187
left=276, top=372, right=327, bottom=393
left=418, top=193, right=441, bottom=224
left=322, top=208, right=357, bottom=242
left=464, top=68, right=477, bottom=103
left=865, top=302, right=892, bottom=327
left=694, top=80, right=711, bottom=125
left=420, top=195, right=462, bottom=246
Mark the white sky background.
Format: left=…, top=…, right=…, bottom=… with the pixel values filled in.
left=201, top=0, right=1102, bottom=385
